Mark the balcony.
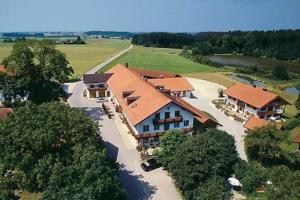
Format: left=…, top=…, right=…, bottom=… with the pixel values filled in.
left=153, top=116, right=183, bottom=124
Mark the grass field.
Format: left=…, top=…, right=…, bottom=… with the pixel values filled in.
left=57, top=39, right=130, bottom=78
left=101, top=46, right=225, bottom=74
left=0, top=39, right=131, bottom=79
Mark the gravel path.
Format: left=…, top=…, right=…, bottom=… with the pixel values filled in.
left=185, top=78, right=247, bottom=160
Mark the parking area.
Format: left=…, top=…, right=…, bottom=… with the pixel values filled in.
left=68, top=81, right=181, bottom=200
left=185, top=77, right=247, bottom=160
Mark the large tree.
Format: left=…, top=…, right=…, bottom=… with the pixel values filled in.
left=0, top=102, right=125, bottom=199
left=1, top=39, right=73, bottom=105
left=168, top=129, right=238, bottom=200
left=157, top=130, right=189, bottom=170
left=266, top=166, right=300, bottom=200
left=245, top=126, right=285, bottom=165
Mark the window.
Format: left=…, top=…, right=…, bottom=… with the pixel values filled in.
left=154, top=137, right=159, bottom=142
left=143, top=125, right=149, bottom=132
left=164, top=112, right=170, bottom=119
left=174, top=122, right=180, bottom=128
left=89, top=84, right=94, bottom=88
left=164, top=123, right=170, bottom=131
left=154, top=113, right=160, bottom=120
left=154, top=124, right=160, bottom=130
left=184, top=120, right=189, bottom=126
left=175, top=110, right=180, bottom=117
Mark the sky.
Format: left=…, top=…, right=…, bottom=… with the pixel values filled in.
left=0, top=0, right=300, bottom=32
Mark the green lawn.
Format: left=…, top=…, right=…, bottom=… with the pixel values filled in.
left=0, top=39, right=131, bottom=79
left=101, top=46, right=224, bottom=74
left=0, top=42, right=13, bottom=62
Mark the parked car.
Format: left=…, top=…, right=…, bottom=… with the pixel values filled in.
left=141, top=158, right=161, bottom=172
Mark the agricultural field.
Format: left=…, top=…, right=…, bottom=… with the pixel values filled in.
left=101, top=46, right=226, bottom=74
left=0, top=39, right=131, bottom=79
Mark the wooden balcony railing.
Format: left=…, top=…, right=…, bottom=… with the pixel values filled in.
left=153, top=116, right=183, bottom=124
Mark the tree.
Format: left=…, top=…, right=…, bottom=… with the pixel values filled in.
left=266, top=166, right=300, bottom=200
left=1, top=39, right=73, bottom=105
left=0, top=102, right=125, bottom=199
left=272, top=65, right=291, bottom=80
left=234, top=160, right=268, bottom=193
left=245, top=126, right=285, bottom=165
left=168, top=129, right=238, bottom=199
left=157, top=130, right=188, bottom=169
left=295, top=94, right=300, bottom=111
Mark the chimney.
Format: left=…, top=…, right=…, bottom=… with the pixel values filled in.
left=253, top=85, right=256, bottom=88
left=263, top=88, right=268, bottom=92
left=125, top=62, right=128, bottom=68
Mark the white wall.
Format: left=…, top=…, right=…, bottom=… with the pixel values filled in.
left=244, top=104, right=258, bottom=115
left=135, top=102, right=194, bottom=134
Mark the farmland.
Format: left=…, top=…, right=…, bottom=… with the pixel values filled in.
left=0, top=39, right=131, bottom=79
left=101, top=46, right=225, bottom=74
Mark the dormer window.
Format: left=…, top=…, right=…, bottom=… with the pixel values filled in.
left=122, top=91, right=134, bottom=98
left=127, top=96, right=140, bottom=105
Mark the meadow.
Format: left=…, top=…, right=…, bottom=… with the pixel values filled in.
left=101, top=46, right=225, bottom=74
left=0, top=39, right=131, bottom=79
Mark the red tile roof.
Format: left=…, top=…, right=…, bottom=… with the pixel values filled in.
left=244, top=116, right=269, bottom=130
left=107, top=64, right=214, bottom=126
left=130, top=68, right=180, bottom=79
left=148, top=77, right=194, bottom=92
left=225, top=83, right=284, bottom=108
left=0, top=108, right=13, bottom=120
left=293, top=135, right=300, bottom=143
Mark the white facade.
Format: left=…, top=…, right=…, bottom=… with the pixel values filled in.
left=171, top=91, right=192, bottom=98
left=84, top=82, right=109, bottom=98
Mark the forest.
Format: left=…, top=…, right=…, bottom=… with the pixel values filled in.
left=132, top=30, right=300, bottom=60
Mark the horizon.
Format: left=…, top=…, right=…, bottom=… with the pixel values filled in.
left=1, top=0, right=300, bottom=32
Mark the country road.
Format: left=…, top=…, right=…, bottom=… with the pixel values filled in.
left=86, top=44, right=133, bottom=74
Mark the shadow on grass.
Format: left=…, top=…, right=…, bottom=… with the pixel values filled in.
left=119, top=164, right=158, bottom=200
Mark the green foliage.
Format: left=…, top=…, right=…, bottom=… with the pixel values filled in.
left=1, top=39, right=74, bottom=105
left=191, top=176, right=232, bottom=200
left=234, top=160, right=268, bottom=193
left=0, top=102, right=125, bottom=199
left=245, top=126, right=285, bottom=164
left=295, top=94, right=300, bottom=110
left=266, top=166, right=300, bottom=200
left=166, top=129, right=238, bottom=199
left=283, top=117, right=300, bottom=130
left=272, top=65, right=291, bottom=80
left=157, top=130, right=188, bottom=169
left=132, top=30, right=300, bottom=60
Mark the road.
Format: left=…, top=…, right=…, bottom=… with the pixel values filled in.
left=86, top=44, right=133, bottom=74
left=184, top=78, right=247, bottom=160
left=67, top=45, right=182, bottom=200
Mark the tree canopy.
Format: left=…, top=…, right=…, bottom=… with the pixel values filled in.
left=1, top=39, right=73, bottom=106
left=158, top=129, right=238, bottom=200
left=0, top=102, right=125, bottom=199
left=132, top=30, right=300, bottom=60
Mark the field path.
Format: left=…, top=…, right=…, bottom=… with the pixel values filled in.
left=86, top=44, right=133, bottom=74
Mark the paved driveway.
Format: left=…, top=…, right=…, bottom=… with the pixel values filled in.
left=66, top=45, right=181, bottom=199
left=185, top=78, right=247, bottom=160
left=68, top=93, right=181, bottom=199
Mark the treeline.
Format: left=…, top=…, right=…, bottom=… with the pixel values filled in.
left=132, top=30, right=300, bottom=60
left=85, top=31, right=134, bottom=39
left=2, top=32, right=44, bottom=38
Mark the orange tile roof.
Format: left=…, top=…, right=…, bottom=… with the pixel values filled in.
left=293, top=135, right=300, bottom=143
left=0, top=65, right=6, bottom=73
left=244, top=116, right=269, bottom=130
left=0, top=108, right=13, bottom=120
left=148, top=77, right=194, bottom=92
left=225, top=83, right=280, bottom=108
left=107, top=64, right=172, bottom=126
left=107, top=64, right=215, bottom=126
left=130, top=68, right=180, bottom=79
